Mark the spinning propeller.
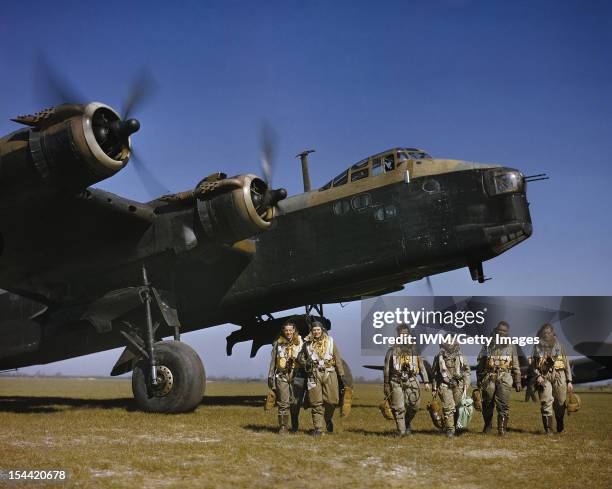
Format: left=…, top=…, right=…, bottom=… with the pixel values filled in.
left=35, top=54, right=166, bottom=197
left=251, top=121, right=287, bottom=217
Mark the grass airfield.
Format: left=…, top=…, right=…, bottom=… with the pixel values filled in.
left=1, top=377, right=611, bottom=488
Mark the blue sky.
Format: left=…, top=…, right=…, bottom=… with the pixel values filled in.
left=1, top=0, right=611, bottom=378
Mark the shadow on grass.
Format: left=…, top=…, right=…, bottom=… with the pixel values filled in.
left=243, top=424, right=324, bottom=436
left=0, top=394, right=265, bottom=413
left=347, top=428, right=444, bottom=437
left=0, top=396, right=135, bottom=413
left=506, top=427, right=542, bottom=435
left=200, top=395, right=263, bottom=407
left=242, top=424, right=281, bottom=433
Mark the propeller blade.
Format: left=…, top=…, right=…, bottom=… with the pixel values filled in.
left=260, top=121, right=276, bottom=186
left=119, top=70, right=161, bottom=199
left=122, top=70, right=157, bottom=120
left=425, top=276, right=435, bottom=296
left=34, top=52, right=86, bottom=106
left=130, top=149, right=170, bottom=199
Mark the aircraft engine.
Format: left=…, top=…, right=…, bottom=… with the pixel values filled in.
left=195, top=173, right=286, bottom=244
left=0, top=102, right=138, bottom=206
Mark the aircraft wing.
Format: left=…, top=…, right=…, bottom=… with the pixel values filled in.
left=0, top=188, right=155, bottom=305
left=574, top=342, right=612, bottom=370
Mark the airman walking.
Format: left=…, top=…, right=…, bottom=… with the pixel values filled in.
left=476, top=321, right=522, bottom=435
left=268, top=320, right=304, bottom=434
left=383, top=324, right=431, bottom=436
left=300, top=321, right=346, bottom=436
left=431, top=338, right=471, bottom=437
left=530, top=323, right=573, bottom=434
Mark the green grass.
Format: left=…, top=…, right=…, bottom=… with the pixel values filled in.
left=1, top=378, right=611, bottom=488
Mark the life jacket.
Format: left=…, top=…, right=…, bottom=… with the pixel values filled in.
left=392, top=349, right=419, bottom=379
left=438, top=350, right=466, bottom=383
left=306, top=335, right=335, bottom=371
left=534, top=341, right=566, bottom=371
left=485, top=345, right=513, bottom=370
left=275, top=335, right=303, bottom=371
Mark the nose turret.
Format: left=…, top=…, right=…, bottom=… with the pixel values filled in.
left=477, top=167, right=532, bottom=256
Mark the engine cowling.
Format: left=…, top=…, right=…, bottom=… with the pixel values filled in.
left=0, top=102, right=134, bottom=207
left=195, top=174, right=282, bottom=244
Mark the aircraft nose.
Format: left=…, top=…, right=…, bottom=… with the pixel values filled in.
left=482, top=168, right=533, bottom=252
left=483, top=220, right=532, bottom=250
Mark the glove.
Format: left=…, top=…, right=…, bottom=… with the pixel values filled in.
left=267, top=376, right=274, bottom=389
left=384, top=382, right=391, bottom=397
left=515, top=382, right=522, bottom=392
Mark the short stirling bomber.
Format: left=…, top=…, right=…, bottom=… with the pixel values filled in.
left=0, top=100, right=533, bottom=412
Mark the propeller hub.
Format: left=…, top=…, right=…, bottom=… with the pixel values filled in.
left=120, top=118, right=140, bottom=138
left=272, top=188, right=287, bottom=203
left=261, top=187, right=287, bottom=208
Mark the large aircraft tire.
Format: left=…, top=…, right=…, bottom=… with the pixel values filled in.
left=132, top=340, right=205, bottom=413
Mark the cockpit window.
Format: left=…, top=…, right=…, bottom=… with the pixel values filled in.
left=383, top=153, right=395, bottom=171
left=372, top=158, right=383, bottom=177
left=407, top=150, right=432, bottom=160
left=320, top=148, right=424, bottom=190
left=351, top=168, right=369, bottom=182
left=332, top=170, right=348, bottom=187
left=351, top=158, right=369, bottom=170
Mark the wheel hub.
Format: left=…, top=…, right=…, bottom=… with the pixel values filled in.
left=152, top=365, right=174, bottom=397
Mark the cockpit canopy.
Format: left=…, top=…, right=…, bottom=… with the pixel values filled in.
left=320, top=148, right=432, bottom=190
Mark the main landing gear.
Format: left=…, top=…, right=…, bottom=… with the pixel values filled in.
left=131, top=340, right=205, bottom=413
left=114, top=266, right=205, bottom=413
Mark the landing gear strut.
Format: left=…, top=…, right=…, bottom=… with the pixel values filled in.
left=115, top=265, right=206, bottom=413
left=141, top=265, right=158, bottom=385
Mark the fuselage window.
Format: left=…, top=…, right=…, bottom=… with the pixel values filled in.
left=352, top=193, right=372, bottom=210
left=422, top=179, right=441, bottom=193
left=351, top=168, right=369, bottom=182
left=385, top=205, right=397, bottom=218
left=332, top=200, right=351, bottom=216
left=383, top=154, right=395, bottom=172
left=332, top=170, right=348, bottom=187
left=374, top=204, right=397, bottom=221
left=372, top=158, right=383, bottom=176
left=320, top=181, right=332, bottom=191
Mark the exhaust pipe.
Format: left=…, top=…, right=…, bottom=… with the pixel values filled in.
left=296, top=149, right=315, bottom=192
